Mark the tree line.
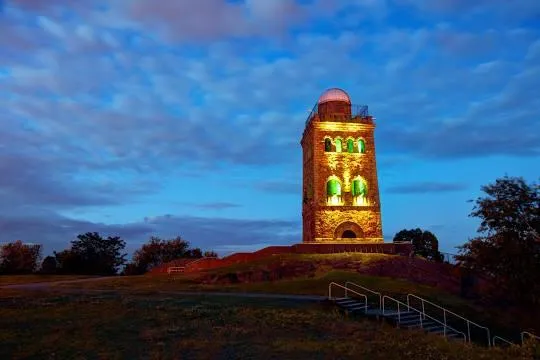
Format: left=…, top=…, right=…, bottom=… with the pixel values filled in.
left=0, top=233, right=217, bottom=276
left=1, top=176, right=538, bottom=307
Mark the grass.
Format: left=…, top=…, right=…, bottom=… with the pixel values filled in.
left=51, top=270, right=533, bottom=344
left=0, top=274, right=94, bottom=286
left=0, top=291, right=536, bottom=359
left=10, top=253, right=539, bottom=348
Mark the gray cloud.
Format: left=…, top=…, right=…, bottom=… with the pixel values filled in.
left=0, top=212, right=300, bottom=257
left=386, top=182, right=468, bottom=194
left=0, top=0, right=538, bottom=257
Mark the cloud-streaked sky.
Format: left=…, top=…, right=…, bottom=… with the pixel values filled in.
left=1, top=0, right=539, bottom=256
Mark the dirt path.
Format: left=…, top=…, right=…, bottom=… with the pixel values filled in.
left=1, top=276, right=117, bottom=290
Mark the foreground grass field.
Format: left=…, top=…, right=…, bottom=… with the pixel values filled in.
left=0, top=274, right=93, bottom=286
left=0, top=290, right=536, bottom=359
left=48, top=269, right=538, bottom=344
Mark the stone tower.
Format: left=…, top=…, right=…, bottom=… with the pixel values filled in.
left=301, top=88, right=383, bottom=243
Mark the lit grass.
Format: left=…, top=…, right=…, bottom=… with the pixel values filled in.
left=0, top=291, right=535, bottom=359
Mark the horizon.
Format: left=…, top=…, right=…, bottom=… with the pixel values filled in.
left=1, top=0, right=539, bottom=258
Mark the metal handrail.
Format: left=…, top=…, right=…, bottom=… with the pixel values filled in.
left=345, top=281, right=382, bottom=311
left=521, top=331, right=540, bottom=344
left=183, top=256, right=214, bottom=270
left=383, top=295, right=466, bottom=342
left=167, top=266, right=185, bottom=274
left=407, top=293, right=491, bottom=347
left=383, top=295, right=419, bottom=324
left=328, top=282, right=368, bottom=313
left=493, top=336, right=515, bottom=346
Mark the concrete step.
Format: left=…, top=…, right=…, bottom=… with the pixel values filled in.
left=336, top=299, right=361, bottom=306
left=344, top=304, right=368, bottom=312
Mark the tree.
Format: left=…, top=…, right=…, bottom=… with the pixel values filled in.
left=55, top=232, right=127, bottom=275
left=130, top=236, right=201, bottom=274
left=204, top=250, right=218, bottom=258
left=457, top=176, right=540, bottom=305
left=0, top=241, right=42, bottom=274
left=40, top=256, right=58, bottom=274
left=128, top=236, right=211, bottom=274
left=393, top=228, right=444, bottom=262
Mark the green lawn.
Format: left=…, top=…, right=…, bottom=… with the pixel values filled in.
left=0, top=291, right=536, bottom=359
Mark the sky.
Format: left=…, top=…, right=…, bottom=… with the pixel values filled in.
left=0, top=0, right=539, bottom=257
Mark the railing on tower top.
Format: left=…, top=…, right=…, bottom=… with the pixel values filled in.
left=305, top=103, right=371, bottom=127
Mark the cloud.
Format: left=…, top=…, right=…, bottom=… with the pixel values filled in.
left=177, top=202, right=242, bottom=210
left=254, top=181, right=299, bottom=194
left=0, top=0, right=538, bottom=257
left=0, top=212, right=300, bottom=257
left=394, top=0, right=540, bottom=21
left=386, top=182, right=468, bottom=194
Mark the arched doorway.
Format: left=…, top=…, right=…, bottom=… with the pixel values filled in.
left=334, top=221, right=364, bottom=239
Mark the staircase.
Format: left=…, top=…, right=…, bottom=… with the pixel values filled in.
left=328, top=281, right=539, bottom=348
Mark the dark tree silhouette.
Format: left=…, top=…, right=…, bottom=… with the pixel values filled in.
left=457, top=176, right=540, bottom=305
left=40, top=256, right=58, bottom=274
left=128, top=236, right=205, bottom=274
left=0, top=241, right=42, bottom=274
left=204, top=250, right=218, bottom=258
left=393, top=228, right=443, bottom=262
left=55, top=232, right=126, bottom=275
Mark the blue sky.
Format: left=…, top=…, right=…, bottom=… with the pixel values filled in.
left=1, top=0, right=539, bottom=257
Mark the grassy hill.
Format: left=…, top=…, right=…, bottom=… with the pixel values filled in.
left=0, top=290, right=537, bottom=359
left=2, top=253, right=539, bottom=358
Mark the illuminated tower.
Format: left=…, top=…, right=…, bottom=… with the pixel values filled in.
left=301, top=88, right=383, bottom=243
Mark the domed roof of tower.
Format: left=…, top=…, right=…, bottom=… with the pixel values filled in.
left=317, top=88, right=351, bottom=104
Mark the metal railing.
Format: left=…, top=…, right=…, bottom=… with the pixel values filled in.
left=304, top=103, right=371, bottom=127
left=183, top=256, right=215, bottom=270
left=167, top=267, right=185, bottom=274
left=521, top=331, right=540, bottom=344
left=383, top=295, right=466, bottom=342
left=493, top=336, right=514, bottom=346
left=406, top=293, right=491, bottom=347
left=382, top=295, right=415, bottom=323
left=328, top=282, right=368, bottom=313
left=345, top=281, right=382, bottom=311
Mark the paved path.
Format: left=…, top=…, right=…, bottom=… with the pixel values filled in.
left=1, top=277, right=326, bottom=302
left=1, top=276, right=115, bottom=290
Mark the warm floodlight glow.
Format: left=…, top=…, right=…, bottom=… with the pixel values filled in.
left=301, top=88, right=383, bottom=243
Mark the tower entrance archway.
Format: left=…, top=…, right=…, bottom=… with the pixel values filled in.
left=334, top=221, right=364, bottom=239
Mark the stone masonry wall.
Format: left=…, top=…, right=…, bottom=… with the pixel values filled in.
left=301, top=118, right=383, bottom=242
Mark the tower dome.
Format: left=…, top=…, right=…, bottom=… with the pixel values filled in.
left=318, top=88, right=351, bottom=104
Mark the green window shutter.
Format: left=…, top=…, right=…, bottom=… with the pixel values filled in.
left=360, top=180, right=367, bottom=196
left=326, top=180, right=341, bottom=196
left=347, top=139, right=354, bottom=153
left=352, top=180, right=359, bottom=196
left=358, top=139, right=365, bottom=153
left=352, top=179, right=367, bottom=197
left=335, top=139, right=342, bottom=152
left=324, top=138, right=332, bottom=152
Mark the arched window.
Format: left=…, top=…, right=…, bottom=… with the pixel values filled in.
left=326, top=178, right=342, bottom=205
left=352, top=177, right=368, bottom=206
left=335, top=138, right=342, bottom=153
left=358, top=139, right=366, bottom=154
left=324, top=138, right=332, bottom=152
left=347, top=139, right=354, bottom=153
